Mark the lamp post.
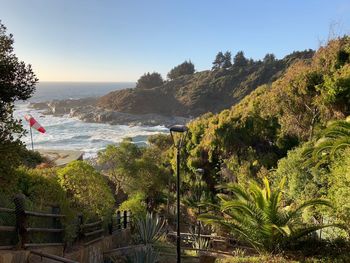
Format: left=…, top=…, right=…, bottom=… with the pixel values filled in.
left=195, top=168, right=204, bottom=243
left=170, top=124, right=188, bottom=263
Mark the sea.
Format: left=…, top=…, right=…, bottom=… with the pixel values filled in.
left=14, top=82, right=169, bottom=158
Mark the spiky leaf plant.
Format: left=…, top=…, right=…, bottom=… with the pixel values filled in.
left=136, top=213, right=165, bottom=245
left=199, top=177, right=339, bottom=253
left=126, top=245, right=159, bottom=263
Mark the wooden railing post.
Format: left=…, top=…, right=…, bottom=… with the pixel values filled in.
left=77, top=214, right=83, bottom=239
left=52, top=206, right=61, bottom=242
left=127, top=210, right=131, bottom=228
left=123, top=211, right=127, bottom=229
left=14, top=194, right=27, bottom=249
left=116, top=211, right=121, bottom=230
left=108, top=216, right=113, bottom=235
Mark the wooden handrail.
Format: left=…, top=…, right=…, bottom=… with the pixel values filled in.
left=26, top=227, right=64, bottom=233
left=0, top=207, right=15, bottom=213
left=104, top=244, right=144, bottom=254
left=24, top=243, right=64, bottom=248
left=83, top=220, right=102, bottom=228
left=84, top=228, right=104, bottom=237
left=84, top=236, right=104, bottom=246
left=25, top=210, right=65, bottom=218
left=0, top=226, right=16, bottom=232
left=0, top=245, right=15, bottom=250
left=167, top=231, right=228, bottom=240
left=30, top=250, right=78, bottom=263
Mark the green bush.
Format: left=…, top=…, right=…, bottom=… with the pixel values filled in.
left=119, top=192, right=147, bottom=218
left=200, top=177, right=336, bottom=254
left=19, top=149, right=45, bottom=168
left=15, top=167, right=67, bottom=209
left=57, top=160, right=115, bottom=219
left=329, top=148, right=350, bottom=232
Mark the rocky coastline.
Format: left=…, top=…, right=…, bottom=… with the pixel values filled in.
left=30, top=97, right=190, bottom=127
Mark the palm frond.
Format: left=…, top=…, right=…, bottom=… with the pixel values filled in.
left=200, top=177, right=340, bottom=254
left=289, top=223, right=344, bottom=241
left=284, top=199, right=332, bottom=223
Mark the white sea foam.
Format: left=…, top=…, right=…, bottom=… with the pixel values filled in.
left=14, top=103, right=168, bottom=158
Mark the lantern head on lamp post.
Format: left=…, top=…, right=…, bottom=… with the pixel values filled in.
left=169, top=124, right=188, bottom=263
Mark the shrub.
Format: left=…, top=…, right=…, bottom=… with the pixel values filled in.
left=199, top=177, right=338, bottom=254
left=119, top=192, right=147, bottom=218
left=57, top=161, right=115, bottom=219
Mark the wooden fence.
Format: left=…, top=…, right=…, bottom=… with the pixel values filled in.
left=0, top=194, right=65, bottom=249
left=0, top=194, right=132, bottom=250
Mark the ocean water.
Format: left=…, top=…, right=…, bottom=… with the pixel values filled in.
left=28, top=81, right=135, bottom=102
left=14, top=82, right=169, bottom=158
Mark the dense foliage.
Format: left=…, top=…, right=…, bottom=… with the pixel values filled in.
left=199, top=178, right=335, bottom=253
left=2, top=19, right=350, bottom=259
left=136, top=72, right=164, bottom=89
left=57, top=161, right=115, bottom=219
left=167, top=60, right=195, bottom=80
left=212, top=51, right=232, bottom=69
left=98, top=136, right=171, bottom=211
left=102, top=36, right=350, bottom=258
left=0, top=21, right=38, bottom=181
left=98, top=49, right=313, bottom=116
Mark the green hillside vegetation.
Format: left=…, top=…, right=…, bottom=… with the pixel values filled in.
left=98, top=50, right=314, bottom=117
left=2, top=17, right=350, bottom=260
left=94, top=36, right=350, bottom=260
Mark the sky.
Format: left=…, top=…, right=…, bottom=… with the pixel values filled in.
left=1, top=0, right=350, bottom=82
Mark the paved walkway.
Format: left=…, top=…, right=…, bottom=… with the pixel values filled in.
left=37, top=149, right=84, bottom=167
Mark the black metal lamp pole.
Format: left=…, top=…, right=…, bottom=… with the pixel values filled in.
left=170, top=125, right=188, bottom=263
left=195, top=168, right=204, bottom=244
left=176, top=147, right=181, bottom=262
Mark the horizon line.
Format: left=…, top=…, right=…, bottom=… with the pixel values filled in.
left=38, top=80, right=136, bottom=83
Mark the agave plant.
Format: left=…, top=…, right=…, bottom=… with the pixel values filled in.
left=199, top=177, right=338, bottom=253
left=189, top=226, right=210, bottom=251
left=126, top=245, right=159, bottom=263
left=135, top=213, right=165, bottom=245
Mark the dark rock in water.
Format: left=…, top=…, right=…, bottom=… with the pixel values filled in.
left=30, top=97, right=190, bottom=127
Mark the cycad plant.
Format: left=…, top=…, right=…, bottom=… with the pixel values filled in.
left=199, top=177, right=338, bottom=253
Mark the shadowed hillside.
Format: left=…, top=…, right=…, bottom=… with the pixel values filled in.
left=98, top=50, right=314, bottom=117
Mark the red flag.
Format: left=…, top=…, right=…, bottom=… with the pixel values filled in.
left=24, top=114, right=46, bottom=134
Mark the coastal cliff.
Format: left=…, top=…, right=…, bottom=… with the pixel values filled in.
left=98, top=50, right=314, bottom=117
left=30, top=49, right=314, bottom=127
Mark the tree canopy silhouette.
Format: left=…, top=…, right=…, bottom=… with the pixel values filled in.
left=136, top=72, right=163, bottom=89
left=167, top=60, right=195, bottom=80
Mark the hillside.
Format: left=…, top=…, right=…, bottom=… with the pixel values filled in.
left=184, top=36, right=350, bottom=190
left=98, top=50, right=314, bottom=117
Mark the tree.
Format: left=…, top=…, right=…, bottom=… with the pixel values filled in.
left=222, top=51, right=232, bottom=69
left=263, top=53, right=276, bottom=64
left=98, top=137, right=169, bottom=212
left=233, top=51, right=248, bottom=67
left=136, top=72, right=163, bottom=89
left=98, top=138, right=142, bottom=194
left=167, top=60, right=195, bottom=80
left=0, top=21, right=38, bottom=179
left=212, top=51, right=225, bottom=70
left=57, top=161, right=115, bottom=218
left=199, top=178, right=336, bottom=253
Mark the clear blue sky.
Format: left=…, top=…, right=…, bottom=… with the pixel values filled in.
left=1, top=0, right=350, bottom=82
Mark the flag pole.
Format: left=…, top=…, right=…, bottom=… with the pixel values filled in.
left=29, top=125, right=34, bottom=151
